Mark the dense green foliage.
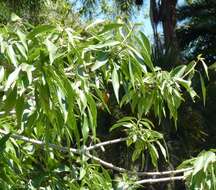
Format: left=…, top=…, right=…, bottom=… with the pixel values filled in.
left=0, top=14, right=215, bottom=189
left=0, top=0, right=216, bottom=189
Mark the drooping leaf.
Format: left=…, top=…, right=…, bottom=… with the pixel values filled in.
left=82, top=114, right=89, bottom=143
left=112, top=64, right=120, bottom=103
left=199, top=73, right=206, bottom=106
left=7, top=45, right=17, bottom=67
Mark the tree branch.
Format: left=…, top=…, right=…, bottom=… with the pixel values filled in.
left=0, top=129, right=79, bottom=154
left=135, top=176, right=185, bottom=185
left=86, top=137, right=128, bottom=151
left=0, top=129, right=193, bottom=177
left=86, top=152, right=192, bottom=176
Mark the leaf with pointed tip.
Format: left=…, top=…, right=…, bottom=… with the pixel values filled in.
left=45, top=39, right=58, bottom=64
left=112, top=65, right=120, bottom=103
left=199, top=73, right=206, bottom=106
left=7, top=45, right=17, bottom=66
left=5, top=67, right=21, bottom=90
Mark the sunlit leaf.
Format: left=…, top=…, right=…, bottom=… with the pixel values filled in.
left=112, top=64, right=120, bottom=103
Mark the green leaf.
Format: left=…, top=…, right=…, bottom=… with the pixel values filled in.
left=15, top=95, right=25, bottom=126
left=128, top=59, right=135, bottom=87
left=91, top=59, right=108, bottom=71
left=101, top=23, right=123, bottom=33
left=0, top=133, right=11, bottom=153
left=16, top=30, right=28, bottom=51
left=112, top=64, right=120, bottom=103
left=45, top=39, right=58, bottom=64
left=5, top=67, right=21, bottom=90
left=15, top=42, right=27, bottom=60
left=132, top=148, right=141, bottom=162
left=82, top=114, right=89, bottom=143
left=118, top=116, right=136, bottom=123
left=27, top=25, right=56, bottom=39
left=4, top=88, right=17, bottom=112
left=171, top=65, right=187, bottom=78
left=79, top=167, right=86, bottom=180
left=193, top=151, right=215, bottom=175
left=199, top=73, right=206, bottom=106
left=201, top=60, right=209, bottom=80
left=85, top=19, right=105, bottom=30
left=11, top=13, right=21, bottom=22
left=0, top=66, right=5, bottom=82
left=21, top=63, right=34, bottom=84
left=148, top=143, right=159, bottom=167
left=156, top=141, right=167, bottom=160
left=110, top=121, right=133, bottom=131
left=86, top=93, right=97, bottom=138
left=7, top=45, right=17, bottom=66
left=140, top=31, right=151, bottom=54
left=209, top=62, right=216, bottom=70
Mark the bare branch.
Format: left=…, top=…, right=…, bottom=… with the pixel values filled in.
left=86, top=137, right=128, bottom=151
left=86, top=152, right=192, bottom=176
left=0, top=129, right=79, bottom=154
left=135, top=176, right=185, bottom=185
left=0, top=129, right=193, bottom=177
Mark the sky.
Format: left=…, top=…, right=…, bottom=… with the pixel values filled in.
left=70, top=0, right=187, bottom=40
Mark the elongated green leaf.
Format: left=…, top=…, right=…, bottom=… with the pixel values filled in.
left=27, top=25, right=56, bottom=39
left=82, top=114, right=89, bottom=143
left=110, top=121, right=133, bottom=131
left=132, top=147, right=142, bottom=162
left=91, top=59, right=108, bottom=71
left=171, top=65, right=187, bottom=78
left=15, top=43, right=27, bottom=60
left=0, top=133, right=11, bottom=153
left=0, top=66, right=4, bottom=82
left=15, top=95, right=25, bottom=126
left=85, top=19, right=105, bottom=30
left=199, top=73, right=206, bottom=106
left=7, top=45, right=17, bottom=66
left=156, top=141, right=167, bottom=160
left=45, top=39, right=58, bottom=64
left=148, top=143, right=159, bottom=167
left=201, top=60, right=209, bottom=80
left=101, top=23, right=123, bottom=33
left=79, top=167, right=86, bottom=180
left=87, top=40, right=120, bottom=50
left=140, top=31, right=151, bottom=54
left=5, top=67, right=20, bottom=90
left=112, top=64, right=120, bottom=103
left=128, top=60, right=135, bottom=87
left=16, top=30, right=28, bottom=51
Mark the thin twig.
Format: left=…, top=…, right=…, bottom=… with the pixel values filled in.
left=86, top=152, right=192, bottom=176
left=135, top=176, right=185, bottom=185
left=0, top=129, right=192, bottom=177
left=86, top=137, right=128, bottom=151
